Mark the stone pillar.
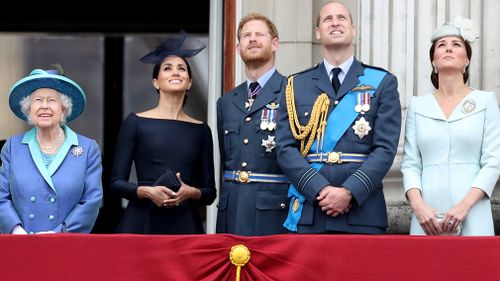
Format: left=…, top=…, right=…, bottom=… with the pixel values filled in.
left=0, top=36, right=29, bottom=139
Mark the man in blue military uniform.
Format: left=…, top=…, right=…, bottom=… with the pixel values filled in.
left=275, top=1, right=401, bottom=234
left=216, top=13, right=289, bottom=235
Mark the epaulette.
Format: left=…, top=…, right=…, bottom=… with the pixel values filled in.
left=287, top=63, right=321, bottom=78
left=360, top=62, right=392, bottom=74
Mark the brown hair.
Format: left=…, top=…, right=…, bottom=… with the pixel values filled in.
left=316, top=1, right=354, bottom=27
left=237, top=13, right=279, bottom=41
left=429, top=38, right=472, bottom=89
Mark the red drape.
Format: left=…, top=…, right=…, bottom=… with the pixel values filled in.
left=1, top=234, right=499, bottom=281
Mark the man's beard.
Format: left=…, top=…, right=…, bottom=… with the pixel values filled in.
left=241, top=48, right=272, bottom=66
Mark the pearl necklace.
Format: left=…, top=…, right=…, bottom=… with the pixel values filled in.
left=37, top=128, right=65, bottom=155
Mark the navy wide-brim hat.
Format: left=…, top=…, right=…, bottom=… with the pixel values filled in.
left=140, top=30, right=206, bottom=64
left=8, top=69, right=86, bottom=122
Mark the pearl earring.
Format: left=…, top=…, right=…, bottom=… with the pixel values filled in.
left=433, top=65, right=438, bottom=74
left=462, top=65, right=468, bottom=74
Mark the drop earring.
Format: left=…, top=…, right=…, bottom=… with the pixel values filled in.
left=462, top=64, right=468, bottom=74
left=433, top=64, right=438, bottom=74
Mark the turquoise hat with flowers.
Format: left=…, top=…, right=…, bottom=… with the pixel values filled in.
left=8, top=67, right=86, bottom=122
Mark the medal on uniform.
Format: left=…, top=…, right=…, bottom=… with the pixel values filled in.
left=362, top=92, right=371, bottom=112
left=267, top=108, right=276, bottom=131
left=245, top=98, right=254, bottom=110
left=355, top=93, right=363, bottom=112
left=261, top=135, right=276, bottom=152
left=352, top=116, right=371, bottom=139
left=352, top=84, right=374, bottom=114
left=260, top=109, right=269, bottom=130
left=462, top=98, right=476, bottom=114
left=265, top=102, right=279, bottom=131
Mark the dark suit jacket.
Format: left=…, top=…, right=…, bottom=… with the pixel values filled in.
left=275, top=59, right=401, bottom=234
left=216, top=70, right=290, bottom=235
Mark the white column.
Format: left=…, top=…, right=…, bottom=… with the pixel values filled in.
left=206, top=0, right=224, bottom=234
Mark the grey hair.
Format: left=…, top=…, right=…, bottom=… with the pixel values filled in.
left=20, top=91, right=73, bottom=125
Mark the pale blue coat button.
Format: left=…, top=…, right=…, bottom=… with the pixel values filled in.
left=29, top=231, right=34, bottom=235
left=49, top=197, right=56, bottom=203
left=30, top=196, right=36, bottom=202
left=48, top=215, right=55, bottom=221
left=29, top=214, right=35, bottom=219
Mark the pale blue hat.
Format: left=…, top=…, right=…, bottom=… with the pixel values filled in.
left=8, top=69, right=86, bottom=122
left=431, top=17, right=479, bottom=43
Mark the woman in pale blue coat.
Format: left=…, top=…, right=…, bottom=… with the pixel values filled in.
left=0, top=67, right=103, bottom=234
left=402, top=18, right=500, bottom=236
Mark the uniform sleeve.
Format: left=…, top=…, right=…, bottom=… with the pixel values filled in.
left=110, top=114, right=140, bottom=201
left=197, top=125, right=217, bottom=205
left=55, top=140, right=103, bottom=233
left=341, top=73, right=402, bottom=205
left=0, top=138, right=22, bottom=233
left=401, top=96, right=423, bottom=193
left=471, top=92, right=500, bottom=197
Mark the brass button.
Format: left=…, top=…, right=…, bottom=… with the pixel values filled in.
left=241, top=162, right=248, bottom=167
left=334, top=100, right=339, bottom=105
left=224, top=130, right=229, bottom=135
left=243, top=139, right=249, bottom=144
left=304, top=112, right=309, bottom=116
left=245, top=117, right=251, bottom=122
left=280, top=203, right=286, bottom=209
left=237, top=171, right=249, bottom=183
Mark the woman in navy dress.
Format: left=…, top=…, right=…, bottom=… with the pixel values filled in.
left=111, top=31, right=216, bottom=234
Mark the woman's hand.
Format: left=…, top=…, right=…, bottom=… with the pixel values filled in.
left=442, top=203, right=468, bottom=233
left=412, top=201, right=442, bottom=235
left=162, top=173, right=201, bottom=208
left=137, top=185, right=175, bottom=207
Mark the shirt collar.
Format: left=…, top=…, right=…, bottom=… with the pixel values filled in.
left=247, top=67, right=276, bottom=90
left=323, top=56, right=354, bottom=83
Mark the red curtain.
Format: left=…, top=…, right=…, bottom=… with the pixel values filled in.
left=1, top=234, right=499, bottom=281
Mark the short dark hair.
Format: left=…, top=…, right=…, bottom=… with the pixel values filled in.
left=429, top=38, right=472, bottom=89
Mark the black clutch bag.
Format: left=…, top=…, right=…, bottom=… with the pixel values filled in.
left=153, top=169, right=181, bottom=192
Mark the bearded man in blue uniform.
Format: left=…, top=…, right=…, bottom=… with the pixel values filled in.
left=275, top=1, right=401, bottom=234
left=216, top=13, right=289, bottom=235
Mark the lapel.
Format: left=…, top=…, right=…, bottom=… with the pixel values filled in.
left=247, top=71, right=284, bottom=115
left=229, top=82, right=249, bottom=114
left=448, top=91, right=486, bottom=122
left=23, top=128, right=55, bottom=191
left=48, top=126, right=79, bottom=177
left=416, top=91, right=486, bottom=122
left=336, top=59, right=364, bottom=101
left=22, top=126, right=79, bottom=192
left=312, top=63, right=336, bottom=99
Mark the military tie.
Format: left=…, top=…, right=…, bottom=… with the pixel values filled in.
left=331, top=67, right=341, bottom=93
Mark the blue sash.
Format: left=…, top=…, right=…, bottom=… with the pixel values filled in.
left=283, top=68, right=387, bottom=231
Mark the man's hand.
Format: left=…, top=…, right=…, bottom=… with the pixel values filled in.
left=317, top=186, right=352, bottom=217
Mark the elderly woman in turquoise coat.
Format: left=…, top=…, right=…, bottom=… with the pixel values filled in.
left=402, top=18, right=500, bottom=236
left=0, top=67, right=103, bottom=234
